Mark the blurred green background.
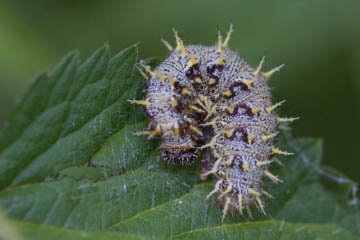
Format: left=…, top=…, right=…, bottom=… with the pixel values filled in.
left=0, top=0, right=359, bottom=181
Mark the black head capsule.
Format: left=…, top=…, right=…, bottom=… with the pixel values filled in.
left=161, top=147, right=198, bottom=165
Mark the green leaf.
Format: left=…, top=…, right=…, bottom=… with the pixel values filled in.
left=9, top=219, right=156, bottom=240
left=0, top=208, right=23, bottom=240
left=5, top=219, right=359, bottom=240
left=0, top=44, right=147, bottom=189
left=0, top=46, right=359, bottom=240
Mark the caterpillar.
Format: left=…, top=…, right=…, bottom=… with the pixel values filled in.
left=129, top=25, right=298, bottom=221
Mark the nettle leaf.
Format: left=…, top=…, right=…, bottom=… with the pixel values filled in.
left=0, top=45, right=145, bottom=189
left=0, top=46, right=359, bottom=240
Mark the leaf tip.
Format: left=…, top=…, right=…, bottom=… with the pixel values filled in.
left=69, top=49, right=80, bottom=58
left=102, top=42, right=111, bottom=51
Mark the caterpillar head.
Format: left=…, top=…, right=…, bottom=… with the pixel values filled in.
left=161, top=135, right=198, bottom=165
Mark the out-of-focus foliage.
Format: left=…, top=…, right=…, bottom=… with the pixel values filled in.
left=0, top=207, right=23, bottom=240
left=0, top=1, right=359, bottom=180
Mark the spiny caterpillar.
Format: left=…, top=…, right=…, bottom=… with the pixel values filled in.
left=129, top=25, right=298, bottom=221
